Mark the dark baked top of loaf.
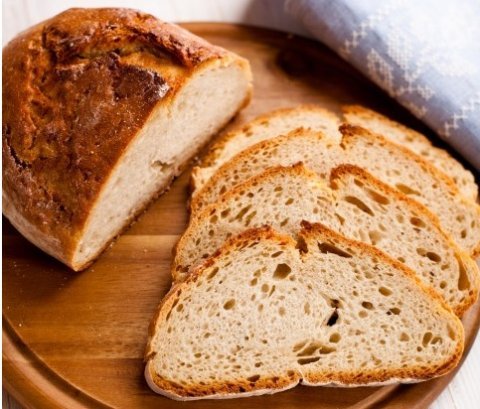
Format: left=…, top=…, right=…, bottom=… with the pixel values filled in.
left=2, top=8, right=227, bottom=245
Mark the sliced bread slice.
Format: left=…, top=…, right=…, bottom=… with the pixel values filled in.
left=342, top=105, right=478, bottom=201
left=190, top=105, right=340, bottom=192
left=147, top=224, right=464, bottom=400
left=174, top=164, right=479, bottom=315
left=190, top=127, right=480, bottom=255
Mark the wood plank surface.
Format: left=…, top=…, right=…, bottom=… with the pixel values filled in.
left=3, top=21, right=480, bottom=409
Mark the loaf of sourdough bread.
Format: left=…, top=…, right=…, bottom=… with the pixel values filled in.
left=2, top=8, right=252, bottom=270
left=147, top=224, right=464, bottom=400
left=174, top=164, right=479, bottom=315
left=190, top=128, right=480, bottom=255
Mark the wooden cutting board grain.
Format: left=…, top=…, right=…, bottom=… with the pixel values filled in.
left=3, top=23, right=480, bottom=409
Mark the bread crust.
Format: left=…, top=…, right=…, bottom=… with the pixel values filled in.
left=147, top=225, right=464, bottom=400
left=2, top=8, right=250, bottom=269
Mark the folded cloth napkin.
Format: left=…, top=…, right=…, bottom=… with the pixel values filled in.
left=285, top=0, right=480, bottom=170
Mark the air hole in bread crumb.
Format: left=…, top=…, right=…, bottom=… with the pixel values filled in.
left=280, top=218, right=289, bottom=227
left=261, top=283, right=269, bottom=293
left=271, top=251, right=283, bottom=258
left=368, top=230, right=383, bottom=245
left=223, top=299, right=235, bottom=310
left=250, top=278, right=258, bottom=286
left=319, top=345, right=336, bottom=354
left=244, top=211, right=257, bottom=226
left=220, top=209, right=230, bottom=218
left=335, top=213, right=345, bottom=225
left=293, top=340, right=308, bottom=352
left=255, top=362, right=263, bottom=368
left=379, top=286, right=392, bottom=296
left=247, top=375, right=260, bottom=382
left=273, top=263, right=292, bottom=279
left=297, top=357, right=320, bottom=365
left=234, top=205, right=252, bottom=221
left=362, top=301, right=374, bottom=310
left=397, top=256, right=406, bottom=263
left=400, top=332, right=409, bottom=342
left=327, top=310, right=339, bottom=326
left=296, top=236, right=308, bottom=253
left=440, top=281, right=447, bottom=289
left=304, top=302, right=311, bottom=314
left=388, top=307, right=401, bottom=315
left=279, top=307, right=286, bottom=316
left=285, top=198, right=294, bottom=205
left=456, top=255, right=470, bottom=291
left=447, top=326, right=456, bottom=340
left=431, top=336, right=443, bottom=345
left=410, top=217, right=426, bottom=228
left=318, top=242, right=352, bottom=258
left=367, top=188, right=390, bottom=205
left=396, top=184, right=421, bottom=196
left=207, top=267, right=219, bottom=280
left=329, top=333, right=341, bottom=343
left=358, top=310, right=368, bottom=318
left=344, top=196, right=374, bottom=216
left=151, top=160, right=172, bottom=172
left=422, top=332, right=433, bottom=347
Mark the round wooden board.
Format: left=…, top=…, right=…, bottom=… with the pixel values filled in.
left=3, top=23, right=480, bottom=409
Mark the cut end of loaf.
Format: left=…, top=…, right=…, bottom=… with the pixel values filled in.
left=70, top=60, right=251, bottom=270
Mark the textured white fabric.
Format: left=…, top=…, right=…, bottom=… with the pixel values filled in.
left=285, top=0, right=480, bottom=170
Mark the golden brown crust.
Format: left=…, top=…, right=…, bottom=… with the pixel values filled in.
left=148, top=224, right=464, bottom=399
left=2, top=8, right=241, bottom=266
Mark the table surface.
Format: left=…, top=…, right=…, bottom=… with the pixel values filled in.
left=2, top=1, right=479, bottom=408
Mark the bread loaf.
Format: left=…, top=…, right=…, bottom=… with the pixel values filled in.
left=2, top=8, right=252, bottom=270
left=174, top=164, right=479, bottom=315
left=147, top=224, right=464, bottom=400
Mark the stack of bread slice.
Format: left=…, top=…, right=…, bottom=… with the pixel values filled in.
left=146, top=105, right=480, bottom=400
